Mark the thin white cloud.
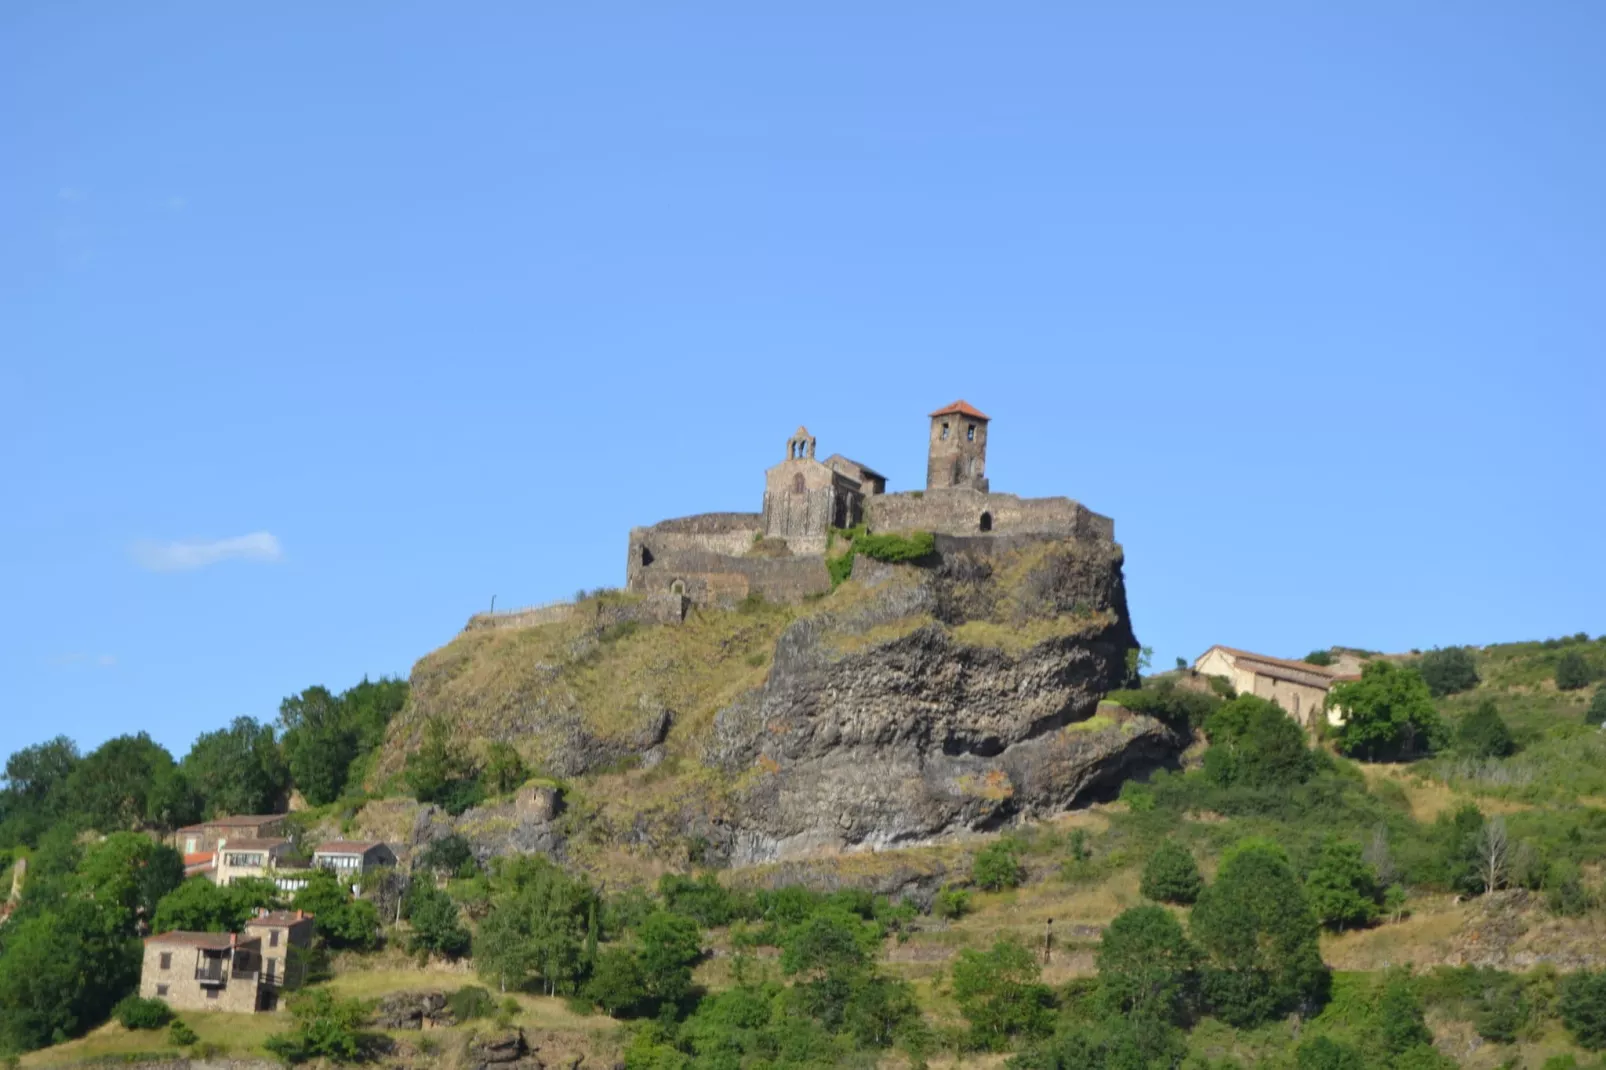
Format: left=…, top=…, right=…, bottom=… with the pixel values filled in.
left=132, top=532, right=284, bottom=572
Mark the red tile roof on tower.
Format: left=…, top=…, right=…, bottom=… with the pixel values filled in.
left=929, top=400, right=990, bottom=421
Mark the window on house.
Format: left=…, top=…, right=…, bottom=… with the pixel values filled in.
left=206, top=988, right=220, bottom=1001
left=156, top=984, right=169, bottom=997
left=159, top=952, right=171, bottom=970
left=967, top=423, right=975, bottom=441
left=940, top=423, right=950, bottom=440
left=270, top=930, right=280, bottom=948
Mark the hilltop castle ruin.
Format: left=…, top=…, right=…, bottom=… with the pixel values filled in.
left=626, top=401, right=1115, bottom=607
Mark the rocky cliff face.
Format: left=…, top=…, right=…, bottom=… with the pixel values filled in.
left=381, top=533, right=1182, bottom=869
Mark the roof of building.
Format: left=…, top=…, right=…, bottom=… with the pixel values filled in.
left=823, top=454, right=887, bottom=481
left=246, top=909, right=314, bottom=927
left=930, top=399, right=990, bottom=421
left=176, top=814, right=286, bottom=832
left=1198, top=645, right=1349, bottom=689
left=216, top=837, right=290, bottom=852
left=146, top=931, right=259, bottom=950
left=183, top=852, right=214, bottom=867
left=312, top=840, right=383, bottom=855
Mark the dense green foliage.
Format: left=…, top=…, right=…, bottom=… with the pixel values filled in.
left=1559, top=651, right=1596, bottom=691
left=1096, top=905, right=1198, bottom=1024
left=1139, top=839, right=1202, bottom=904
left=972, top=839, right=1026, bottom=891
left=151, top=875, right=280, bottom=933
left=181, top=716, right=289, bottom=819
left=1189, top=838, right=1328, bottom=1026
left=1417, top=646, right=1480, bottom=697
left=1203, top=694, right=1317, bottom=789
left=1457, top=699, right=1515, bottom=758
left=952, top=938, right=1056, bottom=1050
left=112, top=995, right=173, bottom=1030
left=293, top=869, right=381, bottom=950
left=1329, top=661, right=1444, bottom=761
left=1589, top=687, right=1606, bottom=727
left=405, top=881, right=472, bottom=959
left=1305, top=836, right=1382, bottom=931
left=263, top=989, right=375, bottom=1064
left=1561, top=971, right=1606, bottom=1049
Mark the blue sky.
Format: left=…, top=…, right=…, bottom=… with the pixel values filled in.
left=2, top=4, right=1603, bottom=763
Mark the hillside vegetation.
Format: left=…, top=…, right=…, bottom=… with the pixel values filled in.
left=5, top=575, right=1606, bottom=1069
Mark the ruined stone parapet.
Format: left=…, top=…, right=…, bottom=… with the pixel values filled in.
left=465, top=592, right=688, bottom=634
left=867, top=489, right=1113, bottom=542
left=464, top=602, right=576, bottom=632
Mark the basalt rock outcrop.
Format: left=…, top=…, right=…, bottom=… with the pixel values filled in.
left=384, top=533, right=1182, bottom=868
left=708, top=536, right=1183, bottom=864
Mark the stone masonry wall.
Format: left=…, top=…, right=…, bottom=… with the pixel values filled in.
left=867, top=489, right=1114, bottom=541
left=630, top=546, right=832, bottom=605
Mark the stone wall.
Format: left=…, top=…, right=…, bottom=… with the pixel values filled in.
left=464, top=602, right=576, bottom=632
left=867, top=489, right=1114, bottom=542
left=627, top=514, right=765, bottom=588
left=629, top=547, right=832, bottom=605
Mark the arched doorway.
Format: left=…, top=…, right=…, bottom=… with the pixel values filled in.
left=979, top=512, right=993, bottom=532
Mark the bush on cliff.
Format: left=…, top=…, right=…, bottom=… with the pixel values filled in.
left=1140, top=840, right=1202, bottom=905
left=973, top=840, right=1026, bottom=891
left=1202, top=694, right=1318, bottom=790
left=1328, top=661, right=1444, bottom=761
left=1457, top=700, right=1515, bottom=759
left=1558, top=651, right=1595, bottom=691
left=1417, top=646, right=1480, bottom=697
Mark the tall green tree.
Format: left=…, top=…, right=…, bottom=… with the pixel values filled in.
left=637, top=911, right=703, bottom=1006
left=1304, top=836, right=1380, bottom=931
left=950, top=938, right=1055, bottom=1051
left=473, top=857, right=594, bottom=995
left=1140, top=840, right=1203, bottom=905
left=0, top=736, right=79, bottom=847
left=405, top=883, right=470, bottom=960
left=1589, top=687, right=1606, bottom=727
left=293, top=870, right=379, bottom=950
left=1558, top=651, right=1595, bottom=692
left=1097, top=905, right=1199, bottom=1025
left=1202, top=694, right=1316, bottom=789
left=182, top=716, right=289, bottom=818
left=1189, top=838, right=1328, bottom=1026
left=0, top=899, right=140, bottom=1054
left=1328, top=661, right=1443, bottom=761
left=1416, top=647, right=1480, bottom=697
left=76, top=833, right=184, bottom=933
left=64, top=734, right=194, bottom=832
left=1457, top=700, right=1515, bottom=759
left=278, top=686, right=357, bottom=806
left=152, top=876, right=281, bottom=933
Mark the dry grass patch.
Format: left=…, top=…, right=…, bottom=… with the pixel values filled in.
left=20, top=1011, right=285, bottom=1067
left=1320, top=895, right=1466, bottom=970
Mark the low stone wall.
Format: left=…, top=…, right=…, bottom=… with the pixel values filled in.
left=465, top=593, right=687, bottom=634
left=867, top=489, right=1114, bottom=541
left=630, top=548, right=832, bottom=606
left=464, top=602, right=576, bottom=632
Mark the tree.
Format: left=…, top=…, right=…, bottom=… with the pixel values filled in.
left=293, top=870, right=379, bottom=951
left=113, top=995, right=173, bottom=1030
left=0, top=736, right=79, bottom=847
left=1457, top=700, right=1515, bottom=759
left=417, top=834, right=477, bottom=878
left=405, top=717, right=481, bottom=814
left=1417, top=647, right=1480, bottom=698
left=152, top=875, right=280, bottom=934
left=1304, top=836, right=1380, bottom=931
left=1096, top=905, right=1199, bottom=1025
left=1557, top=651, right=1594, bottom=692
left=1476, top=815, right=1509, bottom=894
left=1328, top=661, right=1444, bottom=761
left=64, top=734, right=192, bottom=832
left=0, top=899, right=140, bottom=1054
left=473, top=857, right=593, bottom=995
left=1201, top=694, right=1316, bottom=789
left=1560, top=971, right=1606, bottom=1049
left=263, top=989, right=373, bottom=1064
left=1375, top=969, right=1433, bottom=1055
left=406, top=883, right=470, bottom=959
left=279, top=686, right=357, bottom=806
left=1588, top=688, right=1606, bottom=727
left=1189, top=838, right=1328, bottom=1026
left=950, top=938, right=1055, bottom=1050
left=971, top=840, right=1025, bottom=891
left=181, top=717, right=289, bottom=818
left=1140, top=840, right=1203, bottom=905
left=637, top=911, right=702, bottom=1006
left=585, top=947, right=648, bottom=1016
left=1305, top=650, right=1336, bottom=667
left=76, top=833, right=184, bottom=933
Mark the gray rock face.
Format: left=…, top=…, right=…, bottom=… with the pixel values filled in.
left=710, top=537, right=1184, bottom=864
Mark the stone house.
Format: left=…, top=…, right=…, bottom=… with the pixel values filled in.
left=214, top=837, right=296, bottom=886
left=312, top=840, right=397, bottom=884
left=172, top=814, right=288, bottom=856
left=139, top=909, right=314, bottom=1013
left=1192, top=645, right=1357, bottom=729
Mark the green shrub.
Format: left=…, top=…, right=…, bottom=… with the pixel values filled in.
left=1304, top=836, right=1380, bottom=931
left=855, top=531, right=935, bottom=564
left=168, top=1020, right=198, bottom=1047
left=1417, top=647, right=1480, bottom=697
left=1559, top=651, right=1595, bottom=691
left=1097, top=905, right=1199, bottom=1024
left=1305, top=650, right=1335, bottom=667
left=263, top=989, right=373, bottom=1064
left=446, top=985, right=496, bottom=1021
left=113, top=996, right=172, bottom=1030
left=827, top=554, right=855, bottom=588
left=951, top=938, right=1055, bottom=1050
left=1560, top=970, right=1606, bottom=1049
left=1203, top=694, right=1317, bottom=789
left=1457, top=700, right=1515, bottom=758
left=934, top=886, right=972, bottom=920
left=1328, top=661, right=1444, bottom=761
left=1295, top=1035, right=1365, bottom=1069
left=1140, top=840, right=1202, bottom=905
left=1375, top=969, right=1433, bottom=1054
left=972, top=841, right=1026, bottom=891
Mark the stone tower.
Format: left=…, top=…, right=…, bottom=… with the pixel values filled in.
left=926, top=400, right=990, bottom=492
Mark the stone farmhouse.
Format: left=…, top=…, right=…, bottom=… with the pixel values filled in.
left=172, top=814, right=288, bottom=856
left=312, top=840, right=398, bottom=884
left=140, top=909, right=314, bottom=1013
left=1192, top=645, right=1359, bottom=730
left=626, top=401, right=1116, bottom=607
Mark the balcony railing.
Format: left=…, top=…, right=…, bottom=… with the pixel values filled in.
left=195, top=960, right=225, bottom=985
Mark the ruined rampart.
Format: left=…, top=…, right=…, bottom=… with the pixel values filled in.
left=866, top=489, right=1113, bottom=542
